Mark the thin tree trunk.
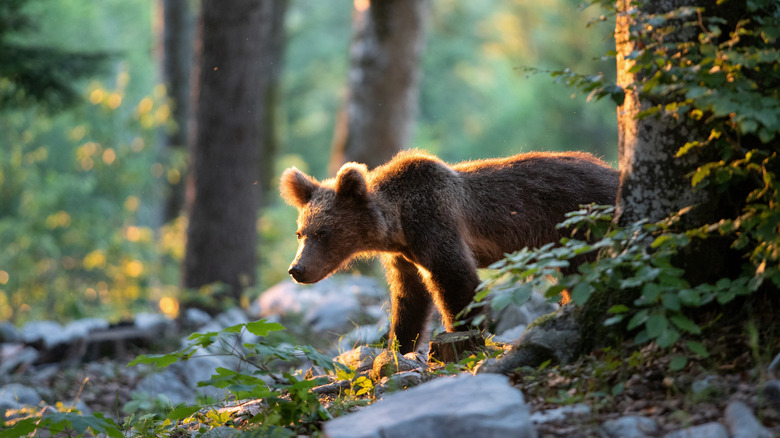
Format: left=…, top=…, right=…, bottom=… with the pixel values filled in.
left=328, top=0, right=428, bottom=175
left=183, top=0, right=283, bottom=305
left=161, top=0, right=195, bottom=222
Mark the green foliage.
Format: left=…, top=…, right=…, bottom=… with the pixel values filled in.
left=0, top=0, right=109, bottom=109
left=4, top=320, right=352, bottom=437
left=477, top=0, right=779, bottom=364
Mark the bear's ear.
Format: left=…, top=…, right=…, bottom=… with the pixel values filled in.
left=280, top=167, right=319, bottom=208
left=335, top=163, right=369, bottom=203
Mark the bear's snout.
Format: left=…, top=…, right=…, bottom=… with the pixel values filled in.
left=288, top=264, right=306, bottom=283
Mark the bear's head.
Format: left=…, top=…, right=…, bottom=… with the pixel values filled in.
left=280, top=163, right=382, bottom=284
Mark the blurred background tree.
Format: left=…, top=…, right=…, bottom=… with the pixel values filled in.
left=327, top=0, right=428, bottom=175
left=182, top=0, right=287, bottom=312
left=0, top=0, right=617, bottom=324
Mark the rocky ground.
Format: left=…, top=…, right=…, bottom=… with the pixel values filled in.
left=1, top=275, right=779, bottom=437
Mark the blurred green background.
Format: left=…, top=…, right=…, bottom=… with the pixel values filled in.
left=0, top=0, right=616, bottom=324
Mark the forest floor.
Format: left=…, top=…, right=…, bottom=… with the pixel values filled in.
left=34, top=321, right=780, bottom=437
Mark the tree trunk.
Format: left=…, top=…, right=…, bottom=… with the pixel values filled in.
left=614, top=0, right=716, bottom=228
left=161, top=0, right=195, bottom=222
left=328, top=0, right=428, bottom=175
left=183, top=0, right=285, bottom=305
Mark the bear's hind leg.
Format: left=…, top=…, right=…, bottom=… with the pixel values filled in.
left=382, top=255, right=433, bottom=354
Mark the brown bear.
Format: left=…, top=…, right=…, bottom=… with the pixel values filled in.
left=280, top=150, right=618, bottom=354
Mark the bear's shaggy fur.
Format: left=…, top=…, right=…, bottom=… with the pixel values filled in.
left=280, top=150, right=618, bottom=353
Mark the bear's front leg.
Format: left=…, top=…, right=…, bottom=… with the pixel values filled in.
left=411, top=236, right=482, bottom=333
left=382, top=254, right=433, bottom=354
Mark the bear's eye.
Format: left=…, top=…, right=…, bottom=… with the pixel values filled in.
left=295, top=231, right=302, bottom=240
left=313, top=230, right=328, bottom=240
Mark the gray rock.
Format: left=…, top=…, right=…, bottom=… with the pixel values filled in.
left=0, top=383, right=42, bottom=405
left=0, top=384, right=42, bottom=420
left=691, top=375, right=718, bottom=397
left=370, top=350, right=423, bottom=380
left=769, top=352, right=780, bottom=378
left=0, top=321, right=19, bottom=342
left=256, top=276, right=388, bottom=335
left=134, top=312, right=171, bottom=331
left=493, top=324, right=526, bottom=343
left=63, top=318, right=109, bottom=338
left=323, top=374, right=537, bottom=438
left=134, top=369, right=197, bottom=405
left=763, top=379, right=780, bottom=405
left=476, top=305, right=580, bottom=375
left=663, top=422, right=728, bottom=438
left=375, top=371, right=422, bottom=398
left=334, top=323, right=387, bottom=354
left=724, top=400, right=772, bottom=438
left=601, top=415, right=659, bottom=438
left=335, top=346, right=380, bottom=371
left=493, top=292, right=556, bottom=335
left=20, top=320, right=69, bottom=348
left=531, top=403, right=590, bottom=424
left=0, top=345, right=39, bottom=375
left=184, top=308, right=213, bottom=326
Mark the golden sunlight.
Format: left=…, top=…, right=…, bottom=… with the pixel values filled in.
left=0, top=270, right=9, bottom=285
left=354, top=0, right=369, bottom=12
left=159, top=296, right=179, bottom=318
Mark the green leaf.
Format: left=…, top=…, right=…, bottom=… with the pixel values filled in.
left=246, top=319, right=286, bottom=337
left=570, top=282, right=592, bottom=305
left=604, top=315, right=625, bottom=326
left=669, top=314, right=701, bottom=334
left=686, top=341, right=709, bottom=358
left=661, top=293, right=681, bottom=311
left=646, top=314, right=668, bottom=338
left=166, top=405, right=201, bottom=421
left=608, top=304, right=630, bottom=314
left=128, top=352, right=181, bottom=368
left=627, top=309, right=649, bottom=331
left=669, top=355, right=687, bottom=371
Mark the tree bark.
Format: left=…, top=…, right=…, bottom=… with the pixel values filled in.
left=614, top=0, right=716, bottom=227
left=328, top=0, right=428, bottom=175
left=183, top=0, right=285, bottom=304
left=161, top=0, right=195, bottom=222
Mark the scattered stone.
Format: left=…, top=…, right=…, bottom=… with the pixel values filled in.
left=0, top=321, right=19, bottom=342
left=475, top=306, right=580, bottom=375
left=0, top=344, right=39, bottom=374
left=663, top=422, right=728, bottom=438
left=313, top=380, right=352, bottom=395
left=134, top=312, right=171, bottom=331
left=601, top=415, right=659, bottom=438
left=493, top=292, right=556, bottom=335
left=493, top=324, right=526, bottom=344
left=335, top=346, right=380, bottom=371
left=531, top=403, right=591, bottom=424
left=134, top=369, right=197, bottom=405
left=370, top=350, right=423, bottom=381
left=334, top=323, right=387, bottom=354
left=1, top=383, right=42, bottom=406
left=769, top=352, right=780, bottom=378
left=20, top=320, right=69, bottom=348
left=375, top=371, right=422, bottom=398
left=184, top=307, right=213, bottom=326
left=724, top=400, right=773, bottom=438
left=428, top=330, right=485, bottom=363
left=323, top=374, right=537, bottom=438
left=691, top=375, right=719, bottom=399
left=763, top=379, right=780, bottom=405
